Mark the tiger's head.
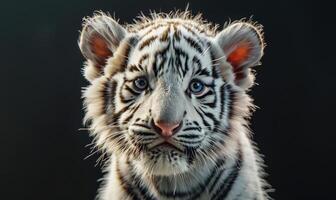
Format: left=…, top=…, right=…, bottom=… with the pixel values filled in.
left=79, top=12, right=264, bottom=176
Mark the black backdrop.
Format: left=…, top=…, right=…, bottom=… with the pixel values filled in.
left=2, top=0, right=335, bottom=199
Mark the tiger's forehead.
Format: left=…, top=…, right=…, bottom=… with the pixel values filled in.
left=126, top=19, right=215, bottom=81
left=134, top=19, right=212, bottom=47
left=128, top=17, right=217, bottom=36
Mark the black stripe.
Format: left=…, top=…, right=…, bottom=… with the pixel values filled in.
left=186, top=147, right=197, bottom=165
left=177, top=134, right=201, bottom=139
left=156, top=185, right=199, bottom=198
left=203, top=101, right=216, bottom=108
left=115, top=160, right=141, bottom=200
left=189, top=157, right=227, bottom=199
left=128, top=161, right=157, bottom=200
left=182, top=53, right=190, bottom=78
left=139, top=35, right=158, bottom=50
left=119, top=84, right=137, bottom=104
left=182, top=127, right=201, bottom=132
left=128, top=64, right=140, bottom=72
left=105, top=36, right=138, bottom=79
left=132, top=130, right=156, bottom=137
left=178, top=139, right=203, bottom=145
left=197, top=68, right=211, bottom=77
left=139, top=23, right=168, bottom=39
left=121, top=103, right=142, bottom=125
left=227, top=85, right=235, bottom=119
left=193, top=59, right=203, bottom=75
left=160, top=27, right=170, bottom=41
left=173, top=46, right=188, bottom=57
left=157, top=52, right=168, bottom=77
left=172, top=24, right=181, bottom=41
left=199, top=108, right=220, bottom=132
left=173, top=46, right=188, bottom=77
left=104, top=79, right=117, bottom=113
left=124, top=84, right=141, bottom=96
left=120, top=37, right=137, bottom=72
left=207, top=157, right=228, bottom=193
left=194, top=107, right=211, bottom=129
left=152, top=43, right=170, bottom=77
left=192, top=56, right=203, bottom=73
left=202, top=85, right=217, bottom=108
left=132, top=123, right=151, bottom=129
left=183, top=22, right=206, bottom=34
left=212, top=146, right=243, bottom=200
left=112, top=104, right=132, bottom=125
left=183, top=35, right=203, bottom=53
left=219, top=84, right=227, bottom=120
left=181, top=24, right=206, bottom=44
left=139, top=54, right=149, bottom=66
left=135, top=21, right=155, bottom=31
left=210, top=50, right=220, bottom=79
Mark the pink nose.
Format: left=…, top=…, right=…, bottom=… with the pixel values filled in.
left=153, top=121, right=182, bottom=138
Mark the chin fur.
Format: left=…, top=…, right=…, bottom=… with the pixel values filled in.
left=133, top=150, right=190, bottom=176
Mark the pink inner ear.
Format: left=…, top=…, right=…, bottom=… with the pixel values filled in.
left=90, top=34, right=112, bottom=67
left=227, top=43, right=250, bottom=81
left=227, top=43, right=250, bottom=67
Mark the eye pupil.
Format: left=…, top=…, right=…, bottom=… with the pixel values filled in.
left=138, top=80, right=145, bottom=86
left=192, top=82, right=201, bottom=90
left=189, top=80, right=205, bottom=94
left=134, top=77, right=148, bottom=90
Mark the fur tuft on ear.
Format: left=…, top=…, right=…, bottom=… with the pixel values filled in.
left=215, top=21, right=265, bottom=89
left=79, top=12, right=126, bottom=81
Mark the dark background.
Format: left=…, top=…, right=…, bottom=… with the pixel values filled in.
left=1, top=0, right=335, bottom=199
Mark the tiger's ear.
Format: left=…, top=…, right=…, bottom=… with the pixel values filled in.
left=79, top=13, right=126, bottom=81
left=215, top=22, right=264, bottom=89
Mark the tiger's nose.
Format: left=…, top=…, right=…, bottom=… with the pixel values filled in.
left=152, top=120, right=182, bottom=138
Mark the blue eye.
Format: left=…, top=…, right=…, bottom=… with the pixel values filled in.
left=189, top=80, right=205, bottom=95
left=133, top=77, right=148, bottom=91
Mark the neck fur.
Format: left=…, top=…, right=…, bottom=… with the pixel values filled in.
left=116, top=139, right=241, bottom=199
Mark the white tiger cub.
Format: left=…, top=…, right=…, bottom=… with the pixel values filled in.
left=79, top=11, right=269, bottom=200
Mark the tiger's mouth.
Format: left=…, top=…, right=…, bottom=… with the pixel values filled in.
left=148, top=141, right=184, bottom=152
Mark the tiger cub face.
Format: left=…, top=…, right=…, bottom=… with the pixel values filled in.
left=79, top=12, right=264, bottom=176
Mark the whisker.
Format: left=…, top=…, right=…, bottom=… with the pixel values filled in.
left=211, top=55, right=226, bottom=62
left=201, top=45, right=211, bottom=55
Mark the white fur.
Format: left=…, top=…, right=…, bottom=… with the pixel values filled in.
left=79, top=11, right=269, bottom=200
